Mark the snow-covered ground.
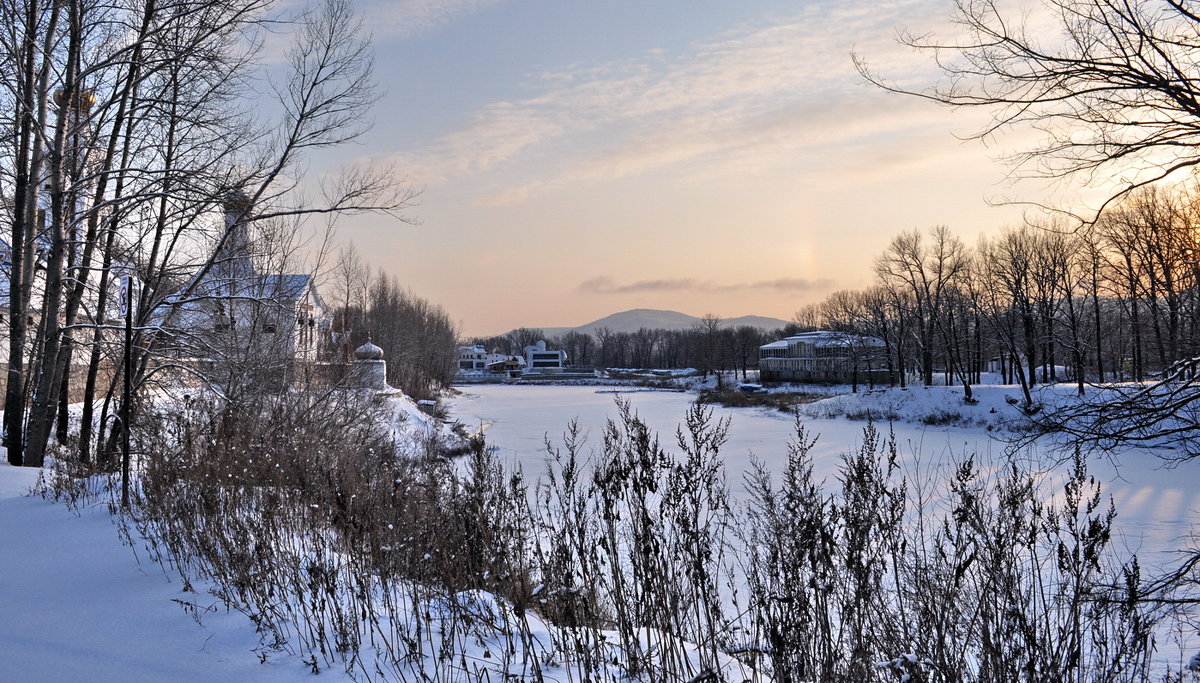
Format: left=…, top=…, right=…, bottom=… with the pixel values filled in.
left=2, top=383, right=1197, bottom=679
left=449, top=383, right=1200, bottom=669
left=0, top=391, right=450, bottom=683
left=0, top=461, right=346, bottom=682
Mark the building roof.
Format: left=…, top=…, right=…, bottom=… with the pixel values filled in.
left=760, top=330, right=886, bottom=350
left=168, top=272, right=316, bottom=306
left=261, top=274, right=314, bottom=301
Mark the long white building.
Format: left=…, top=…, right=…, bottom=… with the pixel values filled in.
left=760, top=331, right=891, bottom=384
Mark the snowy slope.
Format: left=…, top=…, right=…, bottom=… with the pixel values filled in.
left=0, top=392, right=447, bottom=682
left=0, top=462, right=341, bottom=682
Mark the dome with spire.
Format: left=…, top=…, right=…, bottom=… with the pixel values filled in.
left=354, top=341, right=383, bottom=360
left=222, top=189, right=251, bottom=215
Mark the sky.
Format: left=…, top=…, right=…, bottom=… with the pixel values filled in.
left=315, top=0, right=1056, bottom=336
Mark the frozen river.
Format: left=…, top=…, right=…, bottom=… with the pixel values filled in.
left=447, top=384, right=1197, bottom=567
left=448, top=385, right=992, bottom=495
left=447, top=383, right=1199, bottom=668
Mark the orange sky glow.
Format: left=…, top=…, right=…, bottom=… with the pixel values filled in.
left=315, top=0, right=1083, bottom=336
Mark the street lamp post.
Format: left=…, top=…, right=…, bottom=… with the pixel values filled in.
left=117, top=267, right=138, bottom=508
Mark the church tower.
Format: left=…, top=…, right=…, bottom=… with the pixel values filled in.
left=213, top=188, right=256, bottom=290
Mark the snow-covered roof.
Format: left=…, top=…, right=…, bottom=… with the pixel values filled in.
left=261, top=274, right=313, bottom=301
left=167, top=272, right=315, bottom=306
left=760, top=330, right=886, bottom=350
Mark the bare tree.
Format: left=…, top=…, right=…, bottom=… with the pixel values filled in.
left=1036, top=228, right=1090, bottom=394
left=731, top=325, right=764, bottom=381
left=976, top=230, right=1039, bottom=408
left=693, top=314, right=723, bottom=384
left=505, top=327, right=547, bottom=355
left=858, top=285, right=903, bottom=388
left=820, top=290, right=877, bottom=392
left=329, top=242, right=370, bottom=361
left=1032, top=359, right=1200, bottom=462
left=857, top=0, right=1200, bottom=219
left=362, top=271, right=457, bottom=399
left=557, top=330, right=594, bottom=367
left=875, top=226, right=972, bottom=397
left=593, top=326, right=614, bottom=369
left=629, top=327, right=659, bottom=369
left=858, top=0, right=1200, bottom=452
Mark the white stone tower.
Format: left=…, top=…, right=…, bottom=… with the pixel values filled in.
left=349, top=341, right=388, bottom=390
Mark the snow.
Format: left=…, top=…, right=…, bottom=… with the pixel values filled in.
left=0, top=391, right=444, bottom=682
left=384, top=392, right=445, bottom=449
left=796, top=383, right=1028, bottom=430
left=1, top=382, right=1196, bottom=679
left=447, top=383, right=1199, bottom=569
left=448, top=382, right=1200, bottom=669
left=0, top=462, right=343, bottom=682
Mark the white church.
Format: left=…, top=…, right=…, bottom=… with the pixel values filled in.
left=159, top=191, right=328, bottom=387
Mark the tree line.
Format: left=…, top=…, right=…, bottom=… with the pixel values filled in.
left=327, top=244, right=458, bottom=400
left=470, top=178, right=1200, bottom=406
left=854, top=0, right=1200, bottom=459
left=788, top=183, right=1200, bottom=409
left=468, top=315, right=800, bottom=381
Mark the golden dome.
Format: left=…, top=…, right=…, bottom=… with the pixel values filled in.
left=53, top=89, right=96, bottom=112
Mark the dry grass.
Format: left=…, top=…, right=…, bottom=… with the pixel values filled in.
left=697, top=388, right=825, bottom=411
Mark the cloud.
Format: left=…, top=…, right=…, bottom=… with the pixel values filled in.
left=256, top=0, right=504, bottom=68
left=746, top=278, right=832, bottom=292
left=389, top=0, right=963, bottom=198
left=480, top=92, right=958, bottom=205
left=578, top=277, right=700, bottom=294
left=361, top=0, right=503, bottom=39
left=579, top=276, right=830, bottom=295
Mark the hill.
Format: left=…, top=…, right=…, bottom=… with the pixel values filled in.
left=518, top=308, right=793, bottom=338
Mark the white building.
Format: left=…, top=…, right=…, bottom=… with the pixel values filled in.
left=524, top=340, right=567, bottom=373
left=159, top=191, right=328, bottom=387
left=457, top=345, right=489, bottom=371
left=457, top=345, right=526, bottom=375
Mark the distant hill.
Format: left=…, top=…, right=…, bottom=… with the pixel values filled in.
left=513, top=309, right=793, bottom=338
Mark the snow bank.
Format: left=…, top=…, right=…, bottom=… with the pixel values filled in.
left=796, top=383, right=1038, bottom=432
left=0, top=462, right=338, bottom=682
